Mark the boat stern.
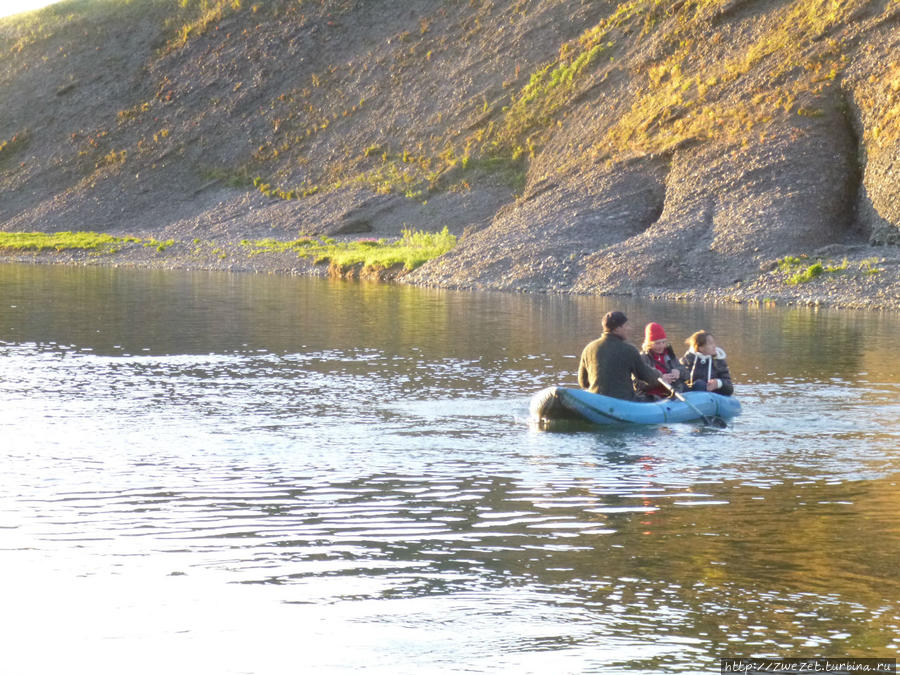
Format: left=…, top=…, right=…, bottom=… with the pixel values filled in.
left=529, top=386, right=585, bottom=424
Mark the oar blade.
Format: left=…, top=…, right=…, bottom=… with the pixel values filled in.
left=706, top=416, right=728, bottom=429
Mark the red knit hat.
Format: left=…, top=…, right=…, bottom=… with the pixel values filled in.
left=645, top=322, right=667, bottom=342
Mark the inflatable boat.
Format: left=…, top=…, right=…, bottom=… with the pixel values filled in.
left=530, top=386, right=742, bottom=427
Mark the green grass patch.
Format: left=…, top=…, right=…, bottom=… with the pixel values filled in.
left=142, top=238, right=176, bottom=252
left=776, top=254, right=809, bottom=272
left=0, top=232, right=182, bottom=255
left=0, top=231, right=141, bottom=253
left=787, top=261, right=824, bottom=284
left=784, top=258, right=848, bottom=285
left=496, top=40, right=610, bottom=152
left=778, top=255, right=865, bottom=284
left=859, top=257, right=884, bottom=275
left=242, top=227, right=456, bottom=272
left=825, top=258, right=849, bottom=273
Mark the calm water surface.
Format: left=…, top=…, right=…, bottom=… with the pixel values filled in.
left=0, top=264, right=898, bottom=674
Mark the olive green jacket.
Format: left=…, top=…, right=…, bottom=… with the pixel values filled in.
left=578, top=332, right=665, bottom=400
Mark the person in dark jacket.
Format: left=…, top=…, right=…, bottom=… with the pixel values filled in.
left=634, top=322, right=684, bottom=399
left=578, top=311, right=668, bottom=401
left=681, top=330, right=734, bottom=396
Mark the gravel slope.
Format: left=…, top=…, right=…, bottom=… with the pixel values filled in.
left=0, top=0, right=897, bottom=310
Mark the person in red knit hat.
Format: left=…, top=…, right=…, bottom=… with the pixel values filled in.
left=633, top=322, right=684, bottom=399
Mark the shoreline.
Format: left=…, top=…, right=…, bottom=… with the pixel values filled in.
left=1, top=237, right=897, bottom=313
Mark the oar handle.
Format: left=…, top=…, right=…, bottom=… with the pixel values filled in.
left=658, top=377, right=683, bottom=401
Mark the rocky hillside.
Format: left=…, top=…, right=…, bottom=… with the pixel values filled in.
left=0, top=0, right=898, bottom=299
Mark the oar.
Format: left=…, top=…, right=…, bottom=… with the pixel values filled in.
left=659, top=379, right=727, bottom=429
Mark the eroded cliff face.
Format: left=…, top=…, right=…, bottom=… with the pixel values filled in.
left=410, top=0, right=900, bottom=293
left=0, top=0, right=897, bottom=295
left=847, top=44, right=900, bottom=246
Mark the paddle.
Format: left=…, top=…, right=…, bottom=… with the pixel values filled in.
left=659, top=379, right=727, bottom=429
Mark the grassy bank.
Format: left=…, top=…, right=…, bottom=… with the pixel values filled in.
left=776, top=254, right=886, bottom=285
left=0, top=231, right=177, bottom=253
left=0, top=231, right=142, bottom=253
left=0, top=227, right=457, bottom=274
left=241, top=227, right=457, bottom=272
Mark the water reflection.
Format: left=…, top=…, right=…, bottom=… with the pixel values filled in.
left=1, top=264, right=899, bottom=673
left=3, top=263, right=899, bottom=381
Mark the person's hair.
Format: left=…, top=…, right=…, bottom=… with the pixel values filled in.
left=642, top=336, right=665, bottom=352
left=602, top=311, right=628, bottom=332
left=686, top=330, right=712, bottom=352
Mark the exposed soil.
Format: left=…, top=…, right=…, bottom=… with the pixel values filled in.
left=0, top=0, right=897, bottom=310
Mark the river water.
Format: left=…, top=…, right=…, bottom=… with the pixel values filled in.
left=1, top=264, right=898, bottom=674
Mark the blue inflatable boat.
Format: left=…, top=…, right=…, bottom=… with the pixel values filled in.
left=529, top=386, right=742, bottom=427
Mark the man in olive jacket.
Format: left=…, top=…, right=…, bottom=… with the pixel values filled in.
left=578, top=311, right=668, bottom=400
